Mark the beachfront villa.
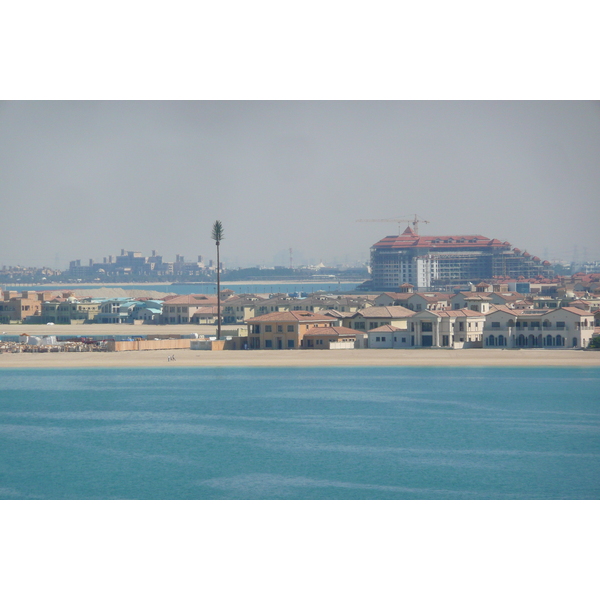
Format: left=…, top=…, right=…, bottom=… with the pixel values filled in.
left=246, top=311, right=338, bottom=349
left=483, top=306, right=595, bottom=349
left=366, top=309, right=486, bottom=349
left=342, top=305, right=415, bottom=332
left=303, top=326, right=367, bottom=349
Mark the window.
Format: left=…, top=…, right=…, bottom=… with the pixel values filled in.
left=381, top=336, right=386, bottom=342
left=288, top=340, right=295, bottom=348
left=265, top=325, right=272, bottom=332
left=277, top=325, right=283, bottom=332
left=265, top=340, right=272, bottom=348
left=556, top=322, right=565, bottom=329
left=376, top=337, right=380, bottom=342
left=287, top=325, right=294, bottom=332
left=421, top=322, right=432, bottom=332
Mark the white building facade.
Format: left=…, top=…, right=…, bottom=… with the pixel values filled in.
left=483, top=306, right=595, bottom=349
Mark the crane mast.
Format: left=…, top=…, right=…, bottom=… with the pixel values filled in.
left=356, top=213, right=430, bottom=235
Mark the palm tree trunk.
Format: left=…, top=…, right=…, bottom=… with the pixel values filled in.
left=216, top=241, right=221, bottom=339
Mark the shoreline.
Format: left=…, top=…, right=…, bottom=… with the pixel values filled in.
left=1, top=348, right=599, bottom=369
left=8, top=279, right=362, bottom=288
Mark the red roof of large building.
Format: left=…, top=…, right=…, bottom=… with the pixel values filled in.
left=372, top=231, right=506, bottom=250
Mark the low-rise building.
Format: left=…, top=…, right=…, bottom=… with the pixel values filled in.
left=449, top=293, right=493, bottom=313
left=303, top=326, right=366, bottom=349
left=42, top=297, right=102, bottom=324
left=161, top=294, right=218, bottom=324
left=0, top=291, right=46, bottom=323
left=367, top=325, right=410, bottom=348
left=483, top=306, right=595, bottom=348
left=375, top=292, right=451, bottom=311
left=342, top=306, right=415, bottom=332
left=407, top=309, right=485, bottom=348
left=221, top=294, right=263, bottom=324
left=246, top=311, right=337, bottom=349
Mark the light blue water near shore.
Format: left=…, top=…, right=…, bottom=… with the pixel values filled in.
left=1, top=367, right=599, bottom=500
left=12, top=282, right=360, bottom=295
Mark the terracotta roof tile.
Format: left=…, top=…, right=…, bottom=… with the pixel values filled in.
left=431, top=309, right=484, bottom=317
left=373, top=233, right=506, bottom=250
left=368, top=324, right=405, bottom=333
left=247, top=311, right=336, bottom=323
left=354, top=306, right=415, bottom=318
left=304, top=326, right=364, bottom=337
left=163, top=294, right=218, bottom=305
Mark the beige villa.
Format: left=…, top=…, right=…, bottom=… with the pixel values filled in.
left=483, top=305, right=595, bottom=348
left=161, top=294, right=218, bottom=324
left=342, top=305, right=415, bottom=332
left=303, top=326, right=367, bottom=349
left=246, top=311, right=337, bottom=349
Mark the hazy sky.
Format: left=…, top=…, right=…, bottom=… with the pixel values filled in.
left=1, top=101, right=599, bottom=269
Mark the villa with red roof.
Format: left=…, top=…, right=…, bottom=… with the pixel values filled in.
left=482, top=306, right=595, bottom=348
left=161, top=294, right=218, bottom=324
left=246, top=311, right=337, bottom=349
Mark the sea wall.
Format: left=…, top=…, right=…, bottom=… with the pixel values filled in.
left=106, top=339, right=191, bottom=352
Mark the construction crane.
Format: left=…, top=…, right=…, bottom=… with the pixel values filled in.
left=356, top=214, right=430, bottom=235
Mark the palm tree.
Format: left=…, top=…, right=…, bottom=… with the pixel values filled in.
left=211, top=220, right=224, bottom=339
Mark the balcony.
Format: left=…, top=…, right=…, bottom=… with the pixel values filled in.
left=484, top=326, right=571, bottom=333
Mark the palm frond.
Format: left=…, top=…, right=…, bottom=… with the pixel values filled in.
left=211, top=220, right=224, bottom=242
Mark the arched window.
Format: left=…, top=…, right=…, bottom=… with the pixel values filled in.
left=546, top=334, right=553, bottom=346
left=488, top=335, right=495, bottom=346
left=556, top=335, right=562, bottom=347
left=517, top=334, right=526, bottom=347
left=507, top=319, right=515, bottom=328
left=573, top=337, right=577, bottom=347
left=543, top=320, right=551, bottom=328
left=498, top=334, right=504, bottom=346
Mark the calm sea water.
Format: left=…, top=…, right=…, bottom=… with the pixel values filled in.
left=13, top=282, right=360, bottom=295
left=1, top=367, right=598, bottom=500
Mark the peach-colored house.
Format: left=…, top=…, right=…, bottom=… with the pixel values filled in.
left=161, top=294, right=218, bottom=324
left=246, top=311, right=337, bottom=349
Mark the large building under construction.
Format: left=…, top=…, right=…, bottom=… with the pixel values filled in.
left=370, top=227, right=553, bottom=290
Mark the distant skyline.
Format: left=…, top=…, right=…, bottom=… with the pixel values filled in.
left=1, top=101, right=599, bottom=270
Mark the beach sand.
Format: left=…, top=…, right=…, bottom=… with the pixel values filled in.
left=0, top=323, right=221, bottom=337
left=1, top=347, right=599, bottom=369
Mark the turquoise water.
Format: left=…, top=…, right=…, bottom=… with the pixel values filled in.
left=1, top=367, right=599, bottom=500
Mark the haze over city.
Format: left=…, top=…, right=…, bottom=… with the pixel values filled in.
left=1, top=100, right=599, bottom=270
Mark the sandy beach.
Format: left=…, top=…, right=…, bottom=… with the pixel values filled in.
left=0, top=323, right=220, bottom=337
left=1, top=347, right=599, bottom=369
